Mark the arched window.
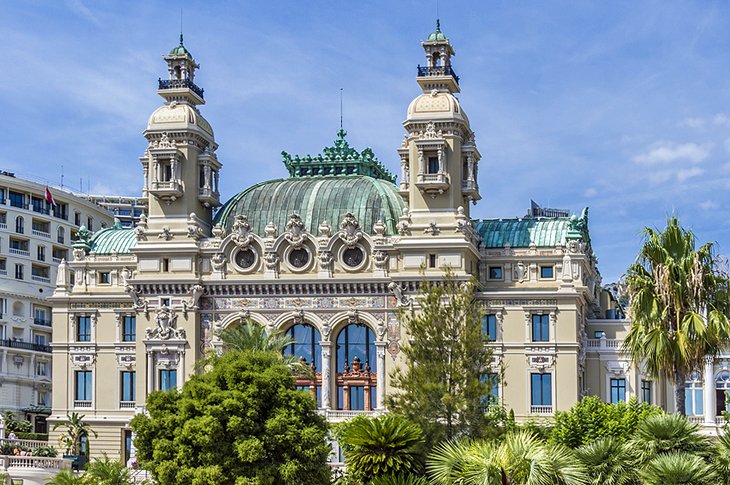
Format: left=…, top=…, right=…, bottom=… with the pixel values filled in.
left=716, top=371, right=730, bottom=414
left=57, top=226, right=65, bottom=244
left=432, top=51, right=441, bottom=67
left=15, top=216, right=23, bottom=234
left=336, top=323, right=376, bottom=411
left=284, top=323, right=322, bottom=406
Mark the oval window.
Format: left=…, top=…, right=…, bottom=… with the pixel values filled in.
left=288, top=248, right=309, bottom=268
left=342, top=247, right=365, bottom=268
left=235, top=248, right=256, bottom=269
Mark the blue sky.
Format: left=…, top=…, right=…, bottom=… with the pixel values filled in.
left=1, top=1, right=729, bottom=283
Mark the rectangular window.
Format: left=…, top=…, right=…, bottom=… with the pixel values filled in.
left=37, top=245, right=46, bottom=262
left=9, top=191, right=25, bottom=209
left=74, top=212, right=81, bottom=226
left=31, top=197, right=45, bottom=214
left=75, top=370, right=92, bottom=401
left=482, top=314, right=497, bottom=341
left=35, top=360, right=47, bottom=376
left=349, top=386, right=365, bottom=410
left=481, top=373, right=499, bottom=406
left=531, top=314, right=549, bottom=342
left=162, top=258, right=170, bottom=272
left=428, top=254, right=436, bottom=268
left=685, top=388, right=704, bottom=416
left=0, top=259, right=5, bottom=272
left=38, top=391, right=49, bottom=406
left=15, top=264, right=24, bottom=280
left=641, top=380, right=652, bottom=404
left=122, top=316, right=136, bottom=342
left=488, top=266, right=503, bottom=280
left=610, top=378, right=626, bottom=404
left=531, top=373, right=552, bottom=406
left=593, top=330, right=605, bottom=338
left=87, top=217, right=93, bottom=231
left=121, top=371, right=136, bottom=402
left=15, top=216, right=24, bottom=234
left=77, top=316, right=91, bottom=342
left=34, top=334, right=47, bottom=346
left=98, top=272, right=111, bottom=284
left=159, top=369, right=177, bottom=392
left=427, top=156, right=439, bottom=174
left=123, top=430, right=133, bottom=466
left=52, top=203, right=68, bottom=220
left=540, top=266, right=554, bottom=279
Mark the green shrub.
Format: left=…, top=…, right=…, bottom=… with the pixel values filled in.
left=33, top=446, right=58, bottom=457
left=16, top=432, right=49, bottom=441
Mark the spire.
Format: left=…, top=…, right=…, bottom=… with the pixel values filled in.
left=418, top=20, right=458, bottom=93
left=159, top=32, right=204, bottom=104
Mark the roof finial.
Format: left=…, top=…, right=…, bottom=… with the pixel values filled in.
left=339, top=87, right=343, bottom=130
left=436, top=0, right=440, bottom=31
left=179, top=8, right=184, bottom=45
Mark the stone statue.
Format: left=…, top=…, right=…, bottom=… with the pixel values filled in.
left=388, top=282, right=412, bottom=307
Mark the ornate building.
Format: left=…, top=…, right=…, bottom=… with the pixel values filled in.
left=49, top=26, right=688, bottom=462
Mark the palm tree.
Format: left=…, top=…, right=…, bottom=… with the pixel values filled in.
left=574, top=437, right=638, bottom=485
left=427, top=431, right=588, bottom=485
left=628, top=413, right=710, bottom=464
left=84, top=453, right=133, bottom=485
left=44, top=470, right=85, bottom=485
left=623, top=217, right=730, bottom=415
left=710, top=429, right=730, bottom=484
left=339, top=414, right=425, bottom=482
left=638, top=452, right=716, bottom=485
left=369, top=474, right=430, bottom=485
left=52, top=412, right=97, bottom=456
left=216, top=321, right=293, bottom=354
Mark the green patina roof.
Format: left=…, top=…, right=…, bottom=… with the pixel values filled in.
left=427, top=20, right=447, bottom=42
left=169, top=34, right=193, bottom=57
left=282, top=129, right=396, bottom=183
left=89, top=219, right=137, bottom=255
left=475, top=209, right=590, bottom=248
left=214, top=175, right=407, bottom=236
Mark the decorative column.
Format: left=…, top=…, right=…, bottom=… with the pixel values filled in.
left=376, top=342, right=387, bottom=409
left=146, top=352, right=154, bottom=395
left=321, top=342, right=332, bottom=409
left=704, top=356, right=716, bottom=424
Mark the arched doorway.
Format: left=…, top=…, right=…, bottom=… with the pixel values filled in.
left=335, top=323, right=376, bottom=411
left=283, top=323, right=322, bottom=407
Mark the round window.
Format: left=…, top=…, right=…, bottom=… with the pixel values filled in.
left=288, top=248, right=310, bottom=268
left=342, top=247, right=365, bottom=267
left=235, top=248, right=256, bottom=269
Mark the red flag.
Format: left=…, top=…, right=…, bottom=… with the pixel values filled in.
left=44, top=186, right=56, bottom=207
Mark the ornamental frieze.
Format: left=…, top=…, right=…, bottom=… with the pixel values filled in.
left=486, top=299, right=557, bottom=307
left=70, top=302, right=134, bottom=309
left=208, top=295, right=387, bottom=311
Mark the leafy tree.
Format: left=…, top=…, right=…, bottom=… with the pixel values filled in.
left=337, top=414, right=425, bottom=482
left=623, top=217, right=730, bottom=415
left=52, top=412, right=97, bottom=456
left=427, top=431, right=588, bottom=485
left=84, top=453, right=133, bottom=485
left=710, top=429, right=730, bottom=484
left=628, top=413, right=710, bottom=464
left=386, top=271, right=492, bottom=442
left=574, top=437, right=639, bottom=485
left=3, top=411, right=32, bottom=433
left=638, top=452, right=717, bottom=485
left=550, top=396, right=661, bottom=448
left=131, top=350, right=331, bottom=485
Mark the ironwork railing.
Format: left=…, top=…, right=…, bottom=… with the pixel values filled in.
left=158, top=78, right=204, bottom=99
left=417, top=65, right=460, bottom=84
left=34, top=317, right=52, bottom=327
left=0, top=339, right=51, bottom=353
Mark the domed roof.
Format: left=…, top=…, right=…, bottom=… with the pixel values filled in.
left=89, top=219, right=137, bottom=255
left=406, top=92, right=468, bottom=124
left=426, top=20, right=447, bottom=42
left=214, top=175, right=406, bottom=236
left=214, top=131, right=406, bottom=236
left=147, top=102, right=214, bottom=138
left=169, top=34, right=193, bottom=58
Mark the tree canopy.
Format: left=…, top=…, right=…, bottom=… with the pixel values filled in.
left=131, top=350, right=331, bottom=485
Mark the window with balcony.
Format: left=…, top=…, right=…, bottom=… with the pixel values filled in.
left=34, top=334, right=47, bottom=347
left=9, top=237, right=29, bottom=253
left=482, top=314, right=497, bottom=341
left=336, top=323, right=376, bottom=411
left=427, top=156, right=439, bottom=174
left=641, top=380, right=652, bottom=404
left=31, top=196, right=46, bottom=214
left=52, top=203, right=68, bottom=220
left=57, top=227, right=65, bottom=244
left=74, top=212, right=81, bottom=226
left=0, top=212, right=6, bottom=227
left=75, top=370, right=92, bottom=403
left=531, top=314, right=549, bottom=342
left=9, top=191, right=24, bottom=209
left=15, top=216, right=24, bottom=234
left=159, top=369, right=177, bottom=391
left=122, top=316, right=136, bottom=342
left=34, top=307, right=51, bottom=326
left=52, top=247, right=67, bottom=262
left=32, top=219, right=50, bottom=236
left=0, top=259, right=6, bottom=275
left=31, top=264, right=49, bottom=283
left=35, top=360, right=48, bottom=376
left=121, top=371, right=136, bottom=404
left=37, top=245, right=46, bottom=262
left=531, top=373, right=552, bottom=411
left=14, top=264, right=23, bottom=280
left=0, top=188, right=5, bottom=203
left=77, top=316, right=91, bottom=342
left=610, top=378, right=626, bottom=404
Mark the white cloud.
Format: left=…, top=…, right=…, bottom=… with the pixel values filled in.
left=699, top=200, right=719, bottom=210
left=681, top=117, right=705, bottom=128
left=676, top=167, right=705, bottom=182
left=713, top=113, right=730, bottom=126
left=633, top=142, right=711, bottom=165
left=64, top=0, right=102, bottom=27
left=647, top=170, right=673, bottom=185
left=584, top=187, right=598, bottom=198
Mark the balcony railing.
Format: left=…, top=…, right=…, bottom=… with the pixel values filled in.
left=0, top=222, right=6, bottom=229
left=9, top=247, right=30, bottom=256
left=0, top=339, right=51, bottom=353
left=530, top=405, right=553, bottom=414
left=417, top=65, right=460, bottom=84
left=34, top=317, right=52, bottom=327
left=120, top=401, right=136, bottom=409
left=32, top=275, right=51, bottom=284
left=586, top=338, right=621, bottom=349
left=1, top=455, right=72, bottom=471
left=32, top=229, right=51, bottom=238
left=0, top=269, right=6, bottom=276
left=158, top=78, right=204, bottom=99
left=74, top=400, right=92, bottom=408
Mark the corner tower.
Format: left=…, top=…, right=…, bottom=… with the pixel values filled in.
left=398, top=22, right=481, bottom=223
left=140, top=35, right=222, bottom=238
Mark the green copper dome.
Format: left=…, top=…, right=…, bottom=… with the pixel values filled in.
left=169, top=34, right=193, bottom=57
left=475, top=209, right=590, bottom=248
left=427, top=20, right=447, bottom=41
left=214, top=132, right=406, bottom=236
left=89, top=219, right=137, bottom=255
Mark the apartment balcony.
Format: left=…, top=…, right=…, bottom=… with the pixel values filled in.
left=9, top=248, right=30, bottom=257
left=149, top=180, right=183, bottom=201
left=415, top=172, right=449, bottom=195
left=33, top=317, right=52, bottom=327
left=158, top=78, right=204, bottom=99
left=0, top=339, right=51, bottom=353
left=73, top=400, right=92, bottom=409
left=32, top=229, right=50, bottom=238
left=586, top=338, right=621, bottom=351
left=198, top=186, right=221, bottom=208
left=0, top=269, right=6, bottom=276
left=32, top=275, right=50, bottom=284
left=317, top=409, right=380, bottom=422
left=119, top=401, right=136, bottom=409
left=530, top=405, right=553, bottom=415
left=0, top=222, right=6, bottom=229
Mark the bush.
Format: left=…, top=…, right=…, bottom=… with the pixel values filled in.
left=550, top=396, right=662, bottom=448
left=2, top=411, right=32, bottom=433
left=16, top=432, right=49, bottom=441
left=33, top=446, right=58, bottom=457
